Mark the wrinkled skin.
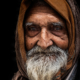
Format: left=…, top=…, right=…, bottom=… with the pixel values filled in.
left=24, top=4, right=68, bottom=51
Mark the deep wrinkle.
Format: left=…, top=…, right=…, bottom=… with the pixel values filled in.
left=24, top=5, right=68, bottom=50
left=24, top=21, right=66, bottom=38
left=25, top=22, right=64, bottom=28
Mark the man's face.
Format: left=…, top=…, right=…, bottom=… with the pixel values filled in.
left=24, top=5, right=68, bottom=51
left=24, top=4, right=68, bottom=80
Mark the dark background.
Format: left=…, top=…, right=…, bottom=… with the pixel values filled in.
left=3, top=0, right=80, bottom=80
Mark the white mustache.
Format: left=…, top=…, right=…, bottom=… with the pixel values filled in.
left=27, top=46, right=68, bottom=57
left=26, top=46, right=68, bottom=80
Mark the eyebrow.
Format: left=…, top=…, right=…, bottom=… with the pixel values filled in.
left=49, top=22, right=64, bottom=27
left=25, top=22, right=33, bottom=26
left=25, top=22, right=64, bottom=27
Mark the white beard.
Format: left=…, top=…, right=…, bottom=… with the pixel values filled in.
left=25, top=46, right=68, bottom=80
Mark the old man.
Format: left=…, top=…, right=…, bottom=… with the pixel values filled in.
left=12, top=0, right=80, bottom=80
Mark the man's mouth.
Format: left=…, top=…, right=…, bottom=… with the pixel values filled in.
left=28, top=52, right=56, bottom=57
left=28, top=52, right=57, bottom=61
left=27, top=45, right=68, bottom=61
left=25, top=46, right=68, bottom=80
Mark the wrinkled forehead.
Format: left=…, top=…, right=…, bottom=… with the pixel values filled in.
left=24, top=0, right=65, bottom=23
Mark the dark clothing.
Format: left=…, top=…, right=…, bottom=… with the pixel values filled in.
left=75, top=58, right=80, bottom=80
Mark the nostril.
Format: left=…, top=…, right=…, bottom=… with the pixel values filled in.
left=41, top=46, right=47, bottom=50
left=50, top=39, right=56, bottom=45
left=35, top=40, right=39, bottom=45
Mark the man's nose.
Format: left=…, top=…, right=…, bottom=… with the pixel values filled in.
left=37, top=28, right=53, bottom=49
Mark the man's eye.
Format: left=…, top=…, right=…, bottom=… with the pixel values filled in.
left=27, top=25, right=41, bottom=31
left=54, top=26, right=62, bottom=31
left=25, top=26, right=41, bottom=37
left=50, top=25, right=63, bottom=31
left=49, top=25, right=65, bottom=36
left=28, top=27, right=37, bottom=31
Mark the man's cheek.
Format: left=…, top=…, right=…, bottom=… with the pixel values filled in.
left=51, top=35, right=68, bottom=49
left=25, top=37, right=38, bottom=50
left=57, top=40, right=68, bottom=49
left=25, top=41, right=34, bottom=50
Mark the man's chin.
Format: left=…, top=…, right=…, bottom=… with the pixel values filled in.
left=25, top=54, right=67, bottom=80
left=25, top=46, right=68, bottom=80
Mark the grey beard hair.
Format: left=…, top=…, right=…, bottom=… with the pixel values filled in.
left=25, top=46, right=68, bottom=80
